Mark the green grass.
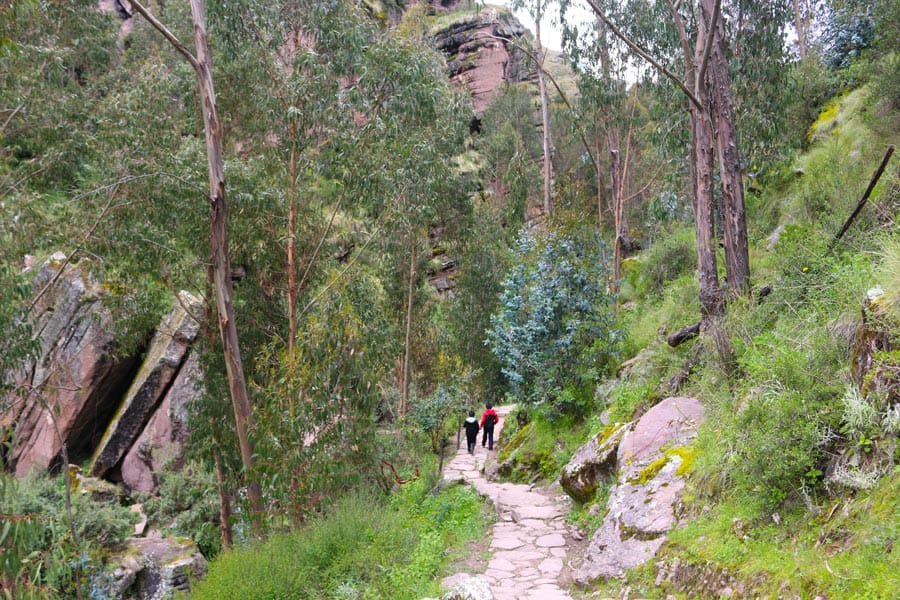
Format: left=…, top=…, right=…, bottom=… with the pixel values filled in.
left=189, top=479, right=490, bottom=600
left=665, top=471, right=900, bottom=598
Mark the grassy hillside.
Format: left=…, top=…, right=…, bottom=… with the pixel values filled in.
left=513, top=83, right=900, bottom=598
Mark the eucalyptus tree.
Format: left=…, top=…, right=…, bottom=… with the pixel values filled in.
left=566, top=0, right=787, bottom=324
left=561, top=15, right=659, bottom=292
left=507, top=0, right=556, bottom=216
left=191, top=0, right=473, bottom=514
left=127, top=0, right=263, bottom=528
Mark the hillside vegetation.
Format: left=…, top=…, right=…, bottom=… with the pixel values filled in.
left=0, top=0, right=898, bottom=598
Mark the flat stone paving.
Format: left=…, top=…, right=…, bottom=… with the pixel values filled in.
left=442, top=406, right=574, bottom=600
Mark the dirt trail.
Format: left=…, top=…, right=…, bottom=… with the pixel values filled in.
left=442, top=405, right=575, bottom=600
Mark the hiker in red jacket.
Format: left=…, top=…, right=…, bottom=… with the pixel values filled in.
left=480, top=403, right=499, bottom=450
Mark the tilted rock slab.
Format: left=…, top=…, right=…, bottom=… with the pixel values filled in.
left=575, top=396, right=705, bottom=584
left=90, top=291, right=203, bottom=478
left=120, top=351, right=202, bottom=493
left=1, top=253, right=139, bottom=476
left=559, top=421, right=630, bottom=503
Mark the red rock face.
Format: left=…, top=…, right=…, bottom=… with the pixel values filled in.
left=434, top=12, right=534, bottom=115
left=1, top=256, right=204, bottom=494
left=1, top=255, right=136, bottom=477
left=89, top=291, right=202, bottom=480
left=120, top=352, right=200, bottom=493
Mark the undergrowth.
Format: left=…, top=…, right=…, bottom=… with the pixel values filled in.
left=189, top=477, right=490, bottom=600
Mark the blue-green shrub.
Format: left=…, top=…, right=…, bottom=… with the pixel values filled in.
left=486, top=226, right=621, bottom=415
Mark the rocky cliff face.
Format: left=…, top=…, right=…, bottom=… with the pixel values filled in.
left=1, top=253, right=140, bottom=476
left=431, top=6, right=535, bottom=115
left=1, top=255, right=202, bottom=495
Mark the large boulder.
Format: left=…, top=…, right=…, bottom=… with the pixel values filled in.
left=90, top=291, right=203, bottom=479
left=575, top=396, right=705, bottom=584
left=1, top=253, right=140, bottom=476
left=559, top=421, right=630, bottom=503
left=104, top=534, right=208, bottom=600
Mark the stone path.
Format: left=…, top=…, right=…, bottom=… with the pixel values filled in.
left=442, top=406, right=574, bottom=600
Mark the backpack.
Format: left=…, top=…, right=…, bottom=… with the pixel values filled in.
left=485, top=413, right=496, bottom=428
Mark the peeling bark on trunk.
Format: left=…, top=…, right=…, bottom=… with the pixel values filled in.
left=793, top=0, right=807, bottom=58
left=692, top=9, right=725, bottom=320
left=703, top=0, right=750, bottom=295
left=129, top=0, right=262, bottom=532
left=188, top=0, right=262, bottom=532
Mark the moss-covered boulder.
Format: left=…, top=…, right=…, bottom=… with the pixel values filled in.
left=559, top=421, right=630, bottom=503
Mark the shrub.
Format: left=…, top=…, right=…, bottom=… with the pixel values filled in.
left=486, top=225, right=621, bottom=414
left=139, top=461, right=222, bottom=558
left=628, top=226, right=697, bottom=299
left=0, top=472, right=135, bottom=599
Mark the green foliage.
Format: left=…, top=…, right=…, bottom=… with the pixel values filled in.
left=487, top=223, right=621, bottom=415
left=0, top=472, right=135, bottom=599
left=191, top=481, right=487, bottom=600
left=667, top=472, right=900, bottom=598
left=495, top=410, right=589, bottom=483
left=252, top=271, right=390, bottom=524
left=869, top=0, right=900, bottom=111
left=138, top=461, right=222, bottom=559
left=411, top=382, right=466, bottom=455
left=821, top=0, right=877, bottom=70
left=475, top=84, right=541, bottom=222
left=446, top=199, right=514, bottom=397
left=624, top=226, right=696, bottom=299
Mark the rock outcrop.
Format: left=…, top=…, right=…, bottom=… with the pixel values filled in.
left=119, top=351, right=202, bottom=493
left=432, top=9, right=534, bottom=115
left=1, top=253, right=140, bottom=476
left=574, top=396, right=705, bottom=584
left=90, top=290, right=203, bottom=480
left=1, top=254, right=204, bottom=495
left=104, top=534, right=208, bottom=600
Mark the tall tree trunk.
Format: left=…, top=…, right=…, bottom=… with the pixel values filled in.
left=188, top=0, right=263, bottom=533
left=210, top=421, right=233, bottom=549
left=702, top=0, right=750, bottom=294
left=692, top=7, right=724, bottom=319
left=287, top=124, right=298, bottom=357
left=595, top=133, right=605, bottom=226
left=130, top=0, right=263, bottom=534
left=400, top=236, right=416, bottom=417
left=609, top=130, right=624, bottom=291
left=793, top=0, right=807, bottom=58
left=535, top=1, right=553, bottom=216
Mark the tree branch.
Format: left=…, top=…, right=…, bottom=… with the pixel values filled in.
left=584, top=0, right=702, bottom=110
left=697, top=0, right=721, bottom=90
left=129, top=0, right=201, bottom=72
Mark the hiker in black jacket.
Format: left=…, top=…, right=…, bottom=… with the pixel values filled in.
left=463, top=411, right=480, bottom=455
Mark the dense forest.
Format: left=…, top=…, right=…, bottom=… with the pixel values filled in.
left=1, top=0, right=898, bottom=598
